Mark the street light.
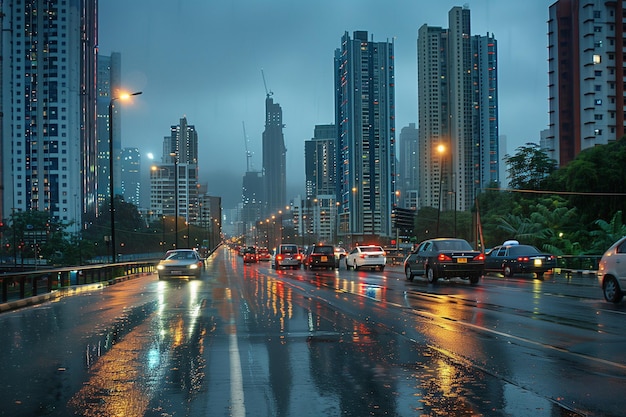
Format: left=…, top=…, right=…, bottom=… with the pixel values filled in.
left=170, top=152, right=179, bottom=249
left=109, top=91, right=142, bottom=263
left=436, top=144, right=445, bottom=237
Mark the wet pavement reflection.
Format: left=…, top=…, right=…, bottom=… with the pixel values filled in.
left=0, top=248, right=608, bottom=416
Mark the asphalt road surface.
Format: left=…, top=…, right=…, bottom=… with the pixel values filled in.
left=0, top=246, right=624, bottom=416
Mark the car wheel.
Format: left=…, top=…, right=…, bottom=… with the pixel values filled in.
left=405, top=266, right=414, bottom=281
left=535, top=271, right=545, bottom=280
left=469, top=275, right=480, bottom=284
left=603, top=276, right=624, bottom=303
left=503, top=265, right=513, bottom=277
left=345, top=259, right=351, bottom=270
left=379, top=265, right=385, bottom=271
left=354, top=262, right=360, bottom=271
left=426, top=267, right=438, bottom=283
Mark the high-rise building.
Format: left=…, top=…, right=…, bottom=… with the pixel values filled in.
left=0, top=1, right=98, bottom=231
left=120, top=148, right=141, bottom=207
left=150, top=117, right=199, bottom=229
left=262, top=95, right=286, bottom=216
left=547, top=0, right=624, bottom=166
left=417, top=6, right=499, bottom=212
left=96, top=53, right=122, bottom=212
left=334, top=31, right=396, bottom=242
left=305, top=124, right=337, bottom=198
left=399, top=123, right=419, bottom=207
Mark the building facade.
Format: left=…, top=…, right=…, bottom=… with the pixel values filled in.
left=96, top=53, right=122, bottom=213
left=120, top=147, right=141, bottom=207
left=417, top=6, right=499, bottom=212
left=262, top=95, right=286, bottom=217
left=398, top=123, right=419, bottom=208
left=1, top=0, right=98, bottom=231
left=334, top=30, right=396, bottom=242
left=547, top=0, right=625, bottom=166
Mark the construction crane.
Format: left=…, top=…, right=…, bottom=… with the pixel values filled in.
left=242, top=121, right=252, bottom=172
left=261, top=69, right=273, bottom=98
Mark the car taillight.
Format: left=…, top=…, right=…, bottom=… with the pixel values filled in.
left=438, top=253, right=453, bottom=261
left=296, top=254, right=302, bottom=260
left=474, top=253, right=485, bottom=261
left=277, top=254, right=284, bottom=261
left=517, top=256, right=530, bottom=262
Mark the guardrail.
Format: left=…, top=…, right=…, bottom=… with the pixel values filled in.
left=0, top=261, right=158, bottom=305
left=556, top=255, right=601, bottom=275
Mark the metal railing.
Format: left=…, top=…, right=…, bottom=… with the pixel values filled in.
left=0, top=261, right=158, bottom=304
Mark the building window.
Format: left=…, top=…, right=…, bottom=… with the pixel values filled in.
left=593, top=54, right=602, bottom=64
left=595, top=99, right=602, bottom=105
left=595, top=114, right=603, bottom=120
left=594, top=129, right=602, bottom=135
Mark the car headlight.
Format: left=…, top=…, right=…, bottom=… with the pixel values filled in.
left=189, top=264, right=198, bottom=269
left=157, top=264, right=164, bottom=270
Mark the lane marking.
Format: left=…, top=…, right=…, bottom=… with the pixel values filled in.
left=226, top=288, right=245, bottom=417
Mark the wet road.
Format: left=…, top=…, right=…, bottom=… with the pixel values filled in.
left=1, top=247, right=625, bottom=416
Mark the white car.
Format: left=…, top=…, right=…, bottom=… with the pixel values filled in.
left=597, top=236, right=626, bottom=303
left=345, top=245, right=386, bottom=271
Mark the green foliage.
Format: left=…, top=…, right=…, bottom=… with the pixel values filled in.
left=505, top=143, right=557, bottom=190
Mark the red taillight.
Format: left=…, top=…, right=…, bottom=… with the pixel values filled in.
left=277, top=254, right=284, bottom=261
left=474, top=253, right=485, bottom=261
left=296, top=254, right=302, bottom=260
left=438, top=253, right=453, bottom=262
left=517, top=256, right=530, bottom=262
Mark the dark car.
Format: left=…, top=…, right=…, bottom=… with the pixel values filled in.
left=484, top=241, right=556, bottom=278
left=157, top=249, right=204, bottom=280
left=304, top=244, right=336, bottom=270
left=404, top=238, right=484, bottom=284
left=242, top=246, right=258, bottom=263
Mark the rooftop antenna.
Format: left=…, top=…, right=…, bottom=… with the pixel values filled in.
left=242, top=121, right=252, bottom=171
left=261, top=69, right=273, bottom=98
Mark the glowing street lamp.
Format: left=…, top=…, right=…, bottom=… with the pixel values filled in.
left=109, top=91, right=142, bottom=263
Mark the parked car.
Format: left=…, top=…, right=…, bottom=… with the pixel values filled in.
left=272, top=243, right=303, bottom=269
left=157, top=249, right=204, bottom=280
left=303, top=244, right=336, bottom=270
left=242, top=246, right=258, bottom=263
left=404, top=238, right=483, bottom=284
left=597, top=235, right=626, bottom=303
left=345, top=245, right=386, bottom=271
left=257, top=247, right=271, bottom=261
left=484, top=240, right=556, bottom=278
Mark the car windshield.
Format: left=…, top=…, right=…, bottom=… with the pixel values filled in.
left=433, top=240, right=473, bottom=251
left=167, top=251, right=195, bottom=260
left=314, top=246, right=334, bottom=254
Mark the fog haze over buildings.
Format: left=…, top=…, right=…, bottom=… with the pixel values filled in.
left=98, top=0, right=552, bottom=208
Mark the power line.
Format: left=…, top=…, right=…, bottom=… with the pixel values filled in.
left=484, top=188, right=626, bottom=196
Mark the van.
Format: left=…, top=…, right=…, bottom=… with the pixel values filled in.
left=273, top=244, right=302, bottom=269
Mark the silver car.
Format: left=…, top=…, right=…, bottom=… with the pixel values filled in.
left=597, top=236, right=626, bottom=303
left=157, top=249, right=204, bottom=280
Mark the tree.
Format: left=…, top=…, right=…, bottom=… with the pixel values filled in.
left=505, top=143, right=557, bottom=190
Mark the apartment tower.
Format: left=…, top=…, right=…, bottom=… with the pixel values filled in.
left=334, top=31, right=396, bottom=241
left=547, top=0, right=625, bottom=166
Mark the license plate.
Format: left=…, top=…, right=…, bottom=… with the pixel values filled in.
left=321, top=256, right=328, bottom=262
left=534, top=259, right=542, bottom=266
left=457, top=258, right=467, bottom=263
left=171, top=270, right=182, bottom=275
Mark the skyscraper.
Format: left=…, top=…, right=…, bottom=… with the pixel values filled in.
left=120, top=148, right=141, bottom=207
left=417, top=6, right=499, bottom=212
left=547, top=0, right=625, bottom=166
left=335, top=31, right=396, bottom=241
left=399, top=123, right=419, bottom=207
left=262, top=95, right=286, bottom=216
left=1, top=1, right=98, bottom=231
left=304, top=124, right=337, bottom=198
left=96, top=53, right=122, bottom=212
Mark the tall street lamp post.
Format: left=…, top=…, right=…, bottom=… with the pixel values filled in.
left=109, top=91, right=142, bottom=263
left=436, top=144, right=445, bottom=237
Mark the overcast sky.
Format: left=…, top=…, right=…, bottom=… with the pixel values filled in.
left=99, top=0, right=553, bottom=208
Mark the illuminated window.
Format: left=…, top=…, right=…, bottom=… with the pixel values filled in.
left=593, top=54, right=602, bottom=64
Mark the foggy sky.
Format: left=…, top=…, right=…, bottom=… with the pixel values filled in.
left=98, top=0, right=553, bottom=208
